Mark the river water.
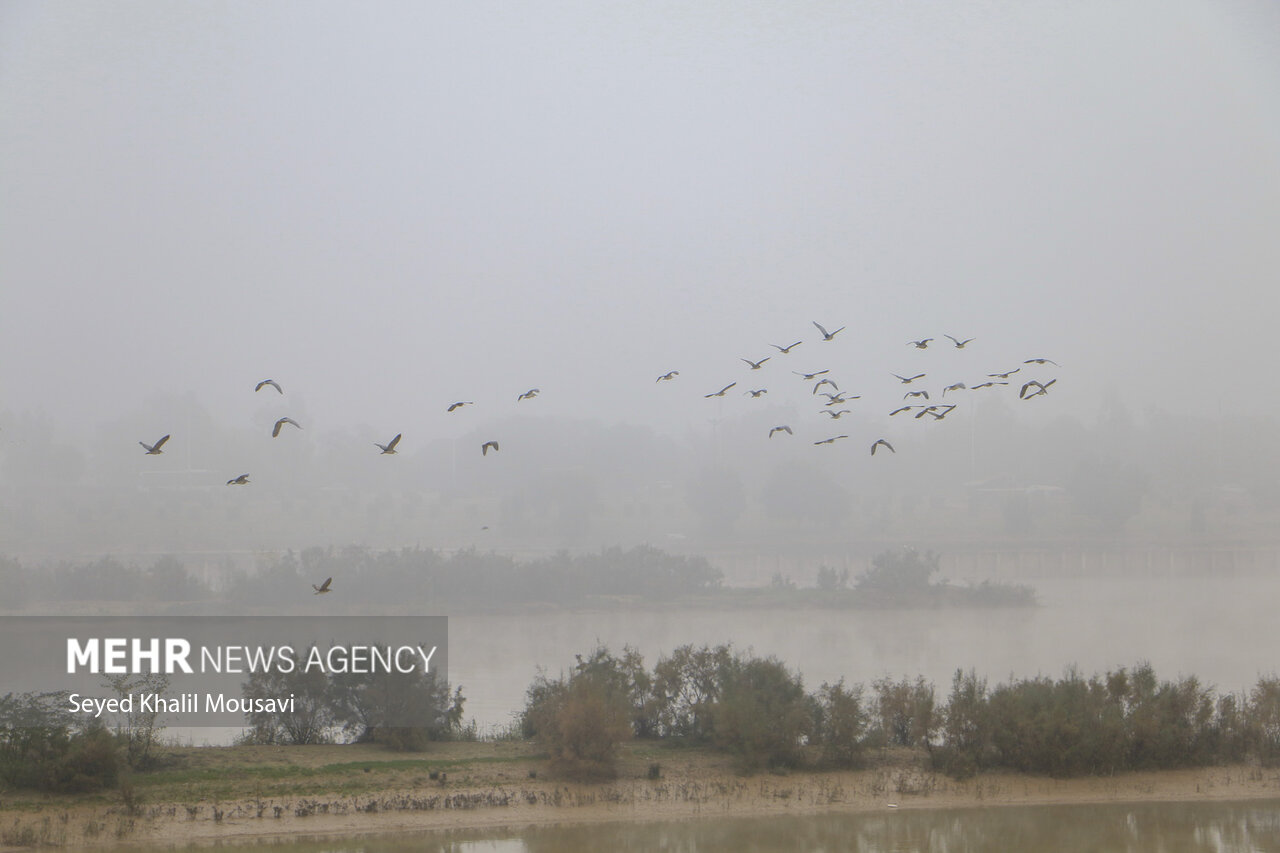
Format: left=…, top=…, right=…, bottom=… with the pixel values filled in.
left=449, top=573, right=1280, bottom=734
left=105, top=799, right=1280, bottom=851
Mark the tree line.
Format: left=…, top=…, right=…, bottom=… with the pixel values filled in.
left=521, top=645, right=1280, bottom=780
left=1, top=546, right=1033, bottom=609
left=0, top=545, right=723, bottom=608
left=6, top=646, right=1280, bottom=793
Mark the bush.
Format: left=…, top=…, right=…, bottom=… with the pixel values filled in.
left=936, top=669, right=991, bottom=778
left=650, top=644, right=732, bottom=742
left=812, top=680, right=868, bottom=768
left=872, top=676, right=936, bottom=749
left=710, top=655, right=812, bottom=772
left=523, top=655, right=632, bottom=781
left=0, top=694, right=119, bottom=793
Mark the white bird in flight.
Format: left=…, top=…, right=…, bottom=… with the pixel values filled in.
left=705, top=383, right=736, bottom=398
left=255, top=379, right=283, bottom=394
left=139, top=435, right=170, bottom=455
left=375, top=434, right=402, bottom=454
left=272, top=417, right=302, bottom=437
left=813, top=321, right=845, bottom=342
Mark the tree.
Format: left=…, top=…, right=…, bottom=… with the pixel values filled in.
left=872, top=676, right=936, bottom=749
left=812, top=680, right=868, bottom=768
left=938, top=669, right=991, bottom=778
left=650, top=643, right=733, bottom=742
left=855, top=548, right=939, bottom=598
left=241, top=653, right=335, bottom=745
left=103, top=671, right=169, bottom=768
left=522, top=648, right=634, bottom=780
left=710, top=654, right=812, bottom=771
left=330, top=666, right=464, bottom=751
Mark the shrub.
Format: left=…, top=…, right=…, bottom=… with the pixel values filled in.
left=812, top=680, right=868, bottom=768
left=710, top=655, right=812, bottom=772
left=523, top=658, right=632, bottom=781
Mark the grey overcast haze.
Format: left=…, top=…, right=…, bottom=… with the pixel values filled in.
left=2, top=1, right=1280, bottom=560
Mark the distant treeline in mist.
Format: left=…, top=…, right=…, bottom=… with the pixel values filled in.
left=0, top=545, right=724, bottom=608
left=522, top=645, right=1280, bottom=780
left=0, top=546, right=1032, bottom=609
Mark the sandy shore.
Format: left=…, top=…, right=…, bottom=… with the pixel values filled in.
left=4, top=757, right=1280, bottom=850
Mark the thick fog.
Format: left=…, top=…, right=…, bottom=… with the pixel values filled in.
left=2, top=1, right=1280, bottom=563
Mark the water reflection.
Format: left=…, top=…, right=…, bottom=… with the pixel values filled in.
left=109, top=800, right=1280, bottom=852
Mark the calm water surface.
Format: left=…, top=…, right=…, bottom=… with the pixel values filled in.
left=451, top=575, right=1280, bottom=733
left=108, top=800, right=1280, bottom=852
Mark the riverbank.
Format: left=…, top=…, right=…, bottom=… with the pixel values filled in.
left=3, top=742, right=1280, bottom=850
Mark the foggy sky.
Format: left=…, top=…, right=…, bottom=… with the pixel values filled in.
left=3, top=1, right=1280, bottom=449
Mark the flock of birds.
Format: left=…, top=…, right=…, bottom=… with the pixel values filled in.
left=134, top=320, right=1059, bottom=596
left=653, top=321, right=1059, bottom=457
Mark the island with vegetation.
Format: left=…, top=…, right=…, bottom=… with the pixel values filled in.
left=0, top=544, right=1034, bottom=613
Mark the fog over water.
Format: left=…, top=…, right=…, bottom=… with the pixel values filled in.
left=3, top=1, right=1280, bottom=752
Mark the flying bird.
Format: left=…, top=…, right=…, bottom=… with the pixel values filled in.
left=375, top=434, right=402, bottom=454
left=1023, top=358, right=1059, bottom=366
left=272, top=417, right=302, bottom=437
left=741, top=357, right=770, bottom=370
left=813, top=321, right=845, bottom=341
left=889, top=406, right=916, bottom=416
left=813, top=378, right=839, bottom=394
left=447, top=402, right=473, bottom=412
left=226, top=474, right=250, bottom=485
left=771, top=342, right=803, bottom=354
left=768, top=426, right=793, bottom=438
left=822, top=409, right=851, bottom=419
left=312, top=577, right=332, bottom=595
left=914, top=404, right=957, bottom=420
left=893, top=373, right=926, bottom=384
left=971, top=381, right=1008, bottom=389
left=255, top=379, right=283, bottom=394
left=517, top=388, right=540, bottom=401
left=942, top=382, right=967, bottom=396
left=139, top=435, right=170, bottom=455
left=1020, top=379, right=1057, bottom=399
left=870, top=439, right=895, bottom=455
left=744, top=389, right=768, bottom=398
left=814, top=435, right=849, bottom=445
left=656, top=371, right=679, bottom=382
left=794, top=369, right=830, bottom=380
left=481, top=440, right=500, bottom=456
left=705, top=383, right=737, bottom=398
left=989, top=369, right=1021, bottom=379
left=904, top=390, right=930, bottom=401
left=908, top=338, right=934, bottom=349
left=944, top=335, right=975, bottom=349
